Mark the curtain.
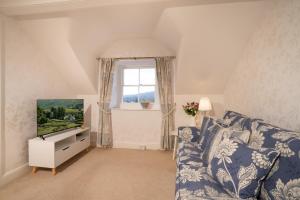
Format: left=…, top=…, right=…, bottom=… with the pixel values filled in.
left=155, top=57, right=176, bottom=150
left=97, top=58, right=115, bottom=148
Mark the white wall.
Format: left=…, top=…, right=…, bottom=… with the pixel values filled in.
left=77, top=95, right=99, bottom=133
left=0, top=17, right=75, bottom=186
left=101, top=38, right=174, bottom=58
left=224, top=0, right=300, bottom=131
left=0, top=15, right=4, bottom=180
left=112, top=109, right=161, bottom=149
left=20, top=18, right=96, bottom=94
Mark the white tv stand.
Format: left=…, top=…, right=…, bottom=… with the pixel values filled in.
left=29, top=127, right=90, bottom=175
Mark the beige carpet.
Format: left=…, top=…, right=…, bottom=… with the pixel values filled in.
left=0, top=148, right=176, bottom=200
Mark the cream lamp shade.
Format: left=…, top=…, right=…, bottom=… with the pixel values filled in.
left=198, top=97, right=212, bottom=112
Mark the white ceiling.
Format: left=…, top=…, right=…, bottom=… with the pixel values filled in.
left=0, top=0, right=259, bottom=16
left=0, top=0, right=270, bottom=94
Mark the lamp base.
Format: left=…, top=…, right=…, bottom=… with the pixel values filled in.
left=195, top=112, right=201, bottom=128
left=197, top=111, right=209, bottom=128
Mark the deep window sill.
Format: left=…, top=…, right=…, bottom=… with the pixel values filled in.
left=112, top=108, right=160, bottom=111
left=112, top=104, right=160, bottom=111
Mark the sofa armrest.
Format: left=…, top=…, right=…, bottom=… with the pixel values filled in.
left=178, top=126, right=201, bottom=144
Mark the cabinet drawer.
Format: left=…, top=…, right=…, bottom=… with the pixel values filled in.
left=55, top=145, right=75, bottom=167
left=74, top=137, right=90, bottom=151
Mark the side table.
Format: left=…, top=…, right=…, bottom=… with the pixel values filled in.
left=171, top=130, right=178, bottom=160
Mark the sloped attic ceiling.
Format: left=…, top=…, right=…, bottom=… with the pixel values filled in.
left=0, top=0, right=270, bottom=94
left=164, top=1, right=269, bottom=94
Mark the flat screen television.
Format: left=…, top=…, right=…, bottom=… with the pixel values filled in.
left=37, top=99, right=84, bottom=137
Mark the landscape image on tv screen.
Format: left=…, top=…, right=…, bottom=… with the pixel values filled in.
left=37, top=99, right=84, bottom=136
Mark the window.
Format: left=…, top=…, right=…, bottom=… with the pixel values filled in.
left=110, top=59, right=159, bottom=110
left=122, top=67, right=156, bottom=104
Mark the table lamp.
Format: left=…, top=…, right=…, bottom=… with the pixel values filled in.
left=198, top=97, right=212, bottom=116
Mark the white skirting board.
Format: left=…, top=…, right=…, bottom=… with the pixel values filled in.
left=112, top=142, right=160, bottom=150
left=96, top=143, right=160, bottom=150
left=0, top=163, right=30, bottom=187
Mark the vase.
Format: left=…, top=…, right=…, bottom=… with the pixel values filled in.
left=194, top=112, right=202, bottom=128
left=189, top=116, right=196, bottom=126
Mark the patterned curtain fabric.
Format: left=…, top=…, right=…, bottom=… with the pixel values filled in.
left=155, top=57, right=176, bottom=150
left=97, top=58, right=114, bottom=148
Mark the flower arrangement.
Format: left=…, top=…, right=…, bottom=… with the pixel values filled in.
left=182, top=102, right=199, bottom=117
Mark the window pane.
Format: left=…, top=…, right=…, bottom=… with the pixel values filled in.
left=123, top=69, right=139, bottom=85
left=140, top=68, right=155, bottom=85
left=139, top=86, right=155, bottom=102
left=123, top=86, right=138, bottom=103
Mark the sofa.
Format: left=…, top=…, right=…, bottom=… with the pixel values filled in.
left=175, top=111, right=300, bottom=200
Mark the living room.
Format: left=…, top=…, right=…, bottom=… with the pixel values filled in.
left=0, top=0, right=299, bottom=199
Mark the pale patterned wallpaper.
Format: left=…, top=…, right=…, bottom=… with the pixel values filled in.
left=224, top=0, right=300, bottom=131
left=4, top=18, right=75, bottom=172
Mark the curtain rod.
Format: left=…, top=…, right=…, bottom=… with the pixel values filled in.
left=96, top=56, right=176, bottom=61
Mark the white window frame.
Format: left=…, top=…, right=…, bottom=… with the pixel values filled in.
left=120, top=65, right=159, bottom=110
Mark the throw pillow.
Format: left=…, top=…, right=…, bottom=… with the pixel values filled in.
left=198, top=117, right=225, bottom=164
left=248, top=121, right=300, bottom=200
left=198, top=116, right=251, bottom=165
left=210, top=137, right=280, bottom=199
left=207, top=126, right=251, bottom=164
left=223, top=110, right=248, bottom=119
left=223, top=110, right=263, bottom=131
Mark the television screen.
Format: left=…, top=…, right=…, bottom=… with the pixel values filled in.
left=37, top=99, right=84, bottom=137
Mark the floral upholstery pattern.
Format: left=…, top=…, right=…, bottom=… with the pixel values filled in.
left=176, top=117, right=252, bottom=200
left=176, top=162, right=235, bottom=200
left=176, top=125, right=235, bottom=199
left=177, top=142, right=200, bottom=157
left=177, top=142, right=203, bottom=167
left=176, top=111, right=300, bottom=200
left=178, top=127, right=201, bottom=144
left=206, top=126, right=251, bottom=165
left=198, top=117, right=222, bottom=157
left=177, top=127, right=203, bottom=166
left=210, top=138, right=279, bottom=199
left=199, top=116, right=251, bottom=165
left=223, top=110, right=262, bottom=132
left=248, top=121, right=300, bottom=200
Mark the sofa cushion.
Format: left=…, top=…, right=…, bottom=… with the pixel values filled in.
left=178, top=127, right=201, bottom=144
left=223, top=110, right=251, bottom=128
left=177, top=153, right=205, bottom=168
left=248, top=121, right=300, bottom=200
left=206, top=126, right=251, bottom=165
left=198, top=117, right=221, bottom=161
left=223, top=110, right=249, bottom=120
left=175, top=163, right=234, bottom=200
left=177, top=141, right=200, bottom=157
left=223, top=110, right=262, bottom=131
left=199, top=116, right=251, bottom=165
left=210, top=137, right=279, bottom=199
left=177, top=142, right=204, bottom=167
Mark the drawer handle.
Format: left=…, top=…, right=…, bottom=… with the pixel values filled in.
left=62, top=146, right=70, bottom=151
left=80, top=138, right=86, bottom=142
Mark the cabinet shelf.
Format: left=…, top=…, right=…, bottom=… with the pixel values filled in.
left=76, top=131, right=89, bottom=142
left=55, top=136, right=75, bottom=151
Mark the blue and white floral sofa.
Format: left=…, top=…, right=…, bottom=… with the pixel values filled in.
left=175, top=111, right=300, bottom=200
